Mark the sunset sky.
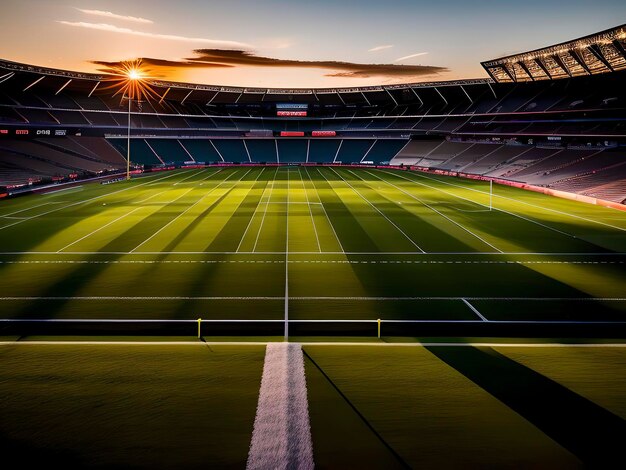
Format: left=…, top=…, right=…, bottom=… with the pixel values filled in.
left=0, top=0, right=624, bottom=88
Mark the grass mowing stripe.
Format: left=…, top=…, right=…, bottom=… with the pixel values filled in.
left=302, top=348, right=411, bottom=469
left=408, top=170, right=626, bottom=233
left=0, top=201, right=65, bottom=217
left=252, top=168, right=279, bottom=253
left=303, top=167, right=344, bottom=253
left=328, top=167, right=425, bottom=253
left=382, top=169, right=579, bottom=240
left=0, top=171, right=183, bottom=232
left=426, top=345, right=626, bottom=465
left=297, top=168, right=321, bottom=253
left=236, top=167, right=269, bottom=253
left=363, top=169, right=503, bottom=253
left=131, top=168, right=252, bottom=253
left=172, top=167, right=212, bottom=185
left=57, top=207, right=144, bottom=253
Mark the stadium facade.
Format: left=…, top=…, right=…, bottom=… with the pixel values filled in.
left=1, top=24, right=625, bottom=204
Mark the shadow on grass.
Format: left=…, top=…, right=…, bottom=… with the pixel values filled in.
left=426, top=345, right=626, bottom=465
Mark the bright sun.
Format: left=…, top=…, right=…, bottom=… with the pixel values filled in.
left=128, top=69, right=141, bottom=80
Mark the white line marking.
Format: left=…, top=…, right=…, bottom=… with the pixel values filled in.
left=0, top=259, right=623, bottom=266
left=363, top=169, right=502, bottom=253
left=462, top=298, right=489, bottom=321
left=0, top=296, right=623, bottom=301
left=328, top=167, right=426, bottom=253
left=130, top=169, right=251, bottom=252
left=408, top=170, right=626, bottom=233
left=2, top=341, right=626, bottom=347
left=383, top=170, right=579, bottom=239
left=0, top=251, right=622, bottom=256
left=173, top=168, right=211, bottom=185
left=0, top=171, right=181, bottom=232
left=285, top=168, right=290, bottom=339
left=57, top=207, right=144, bottom=253
left=298, top=168, right=321, bottom=253
left=0, top=201, right=64, bottom=218
left=247, top=343, right=314, bottom=470
left=252, top=169, right=279, bottom=253
left=305, top=167, right=345, bottom=253
left=236, top=167, right=268, bottom=253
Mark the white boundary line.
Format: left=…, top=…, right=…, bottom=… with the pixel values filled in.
left=56, top=184, right=180, bottom=252
left=1, top=296, right=624, bottom=301
left=0, top=171, right=182, bottom=232
left=328, top=166, right=426, bottom=253
left=0, top=251, right=621, bottom=256
left=57, top=207, right=144, bottom=253
left=0, top=259, right=623, bottom=265
left=236, top=166, right=269, bottom=253
left=383, top=170, right=579, bottom=239
left=305, top=167, right=345, bottom=253
left=362, top=169, right=502, bottom=253
left=297, top=168, right=322, bottom=253
left=131, top=169, right=252, bottom=253
left=2, top=341, right=626, bottom=348
left=173, top=167, right=212, bottom=185
left=462, top=298, right=489, bottom=322
left=252, top=168, right=279, bottom=253
left=408, top=170, right=626, bottom=233
left=0, top=201, right=65, bottom=218
left=247, top=343, right=314, bottom=470
left=285, top=167, right=290, bottom=339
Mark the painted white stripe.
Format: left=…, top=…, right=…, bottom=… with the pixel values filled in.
left=173, top=168, right=211, bottom=185
left=2, top=341, right=626, bottom=348
left=252, top=168, right=279, bottom=252
left=0, top=251, right=621, bottom=256
left=247, top=343, right=314, bottom=470
left=57, top=207, right=144, bottom=252
left=0, top=259, right=623, bottom=265
left=0, top=296, right=624, bottom=301
left=236, top=167, right=269, bottom=253
left=327, top=167, right=425, bottom=253
left=462, top=298, right=488, bottom=321
left=285, top=169, right=290, bottom=339
left=384, top=170, right=579, bottom=239
left=305, top=167, right=345, bottom=253
left=297, top=169, right=321, bottom=253
left=0, top=171, right=181, bottom=231
left=130, top=169, right=251, bottom=252
left=407, top=170, right=626, bottom=233
left=363, top=170, right=502, bottom=253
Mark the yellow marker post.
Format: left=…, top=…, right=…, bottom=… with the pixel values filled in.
left=197, top=318, right=202, bottom=339
left=377, top=318, right=381, bottom=339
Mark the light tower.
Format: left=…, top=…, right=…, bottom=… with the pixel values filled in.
left=100, top=60, right=157, bottom=181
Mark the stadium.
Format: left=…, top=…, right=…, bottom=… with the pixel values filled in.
left=1, top=7, right=625, bottom=468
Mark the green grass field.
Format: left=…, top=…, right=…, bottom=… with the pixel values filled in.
left=0, top=165, right=625, bottom=327
left=2, top=342, right=625, bottom=467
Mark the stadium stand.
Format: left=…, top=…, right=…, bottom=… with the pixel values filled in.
left=0, top=24, right=625, bottom=202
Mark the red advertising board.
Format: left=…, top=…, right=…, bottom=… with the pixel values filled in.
left=312, top=131, right=336, bottom=137
left=280, top=131, right=305, bottom=137
left=277, top=111, right=307, bottom=117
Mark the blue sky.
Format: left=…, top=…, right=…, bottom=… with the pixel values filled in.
left=0, top=0, right=624, bottom=87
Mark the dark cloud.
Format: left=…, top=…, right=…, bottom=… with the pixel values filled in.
left=187, top=49, right=447, bottom=78
left=93, top=50, right=448, bottom=80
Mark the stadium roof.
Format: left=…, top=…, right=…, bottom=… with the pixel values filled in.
left=482, top=24, right=626, bottom=83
